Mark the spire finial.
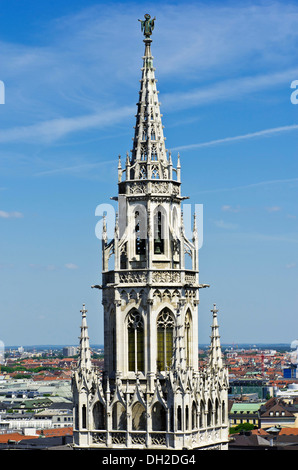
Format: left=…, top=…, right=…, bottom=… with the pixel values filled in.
left=138, top=14, right=156, bottom=38
left=80, top=303, right=87, bottom=317
left=211, top=303, right=218, bottom=315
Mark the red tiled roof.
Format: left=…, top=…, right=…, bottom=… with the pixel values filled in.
left=0, top=427, right=73, bottom=443
left=279, top=428, right=298, bottom=435
left=36, top=427, right=73, bottom=437
left=251, top=428, right=270, bottom=436
left=0, top=432, right=39, bottom=443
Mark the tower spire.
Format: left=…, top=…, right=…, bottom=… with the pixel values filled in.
left=129, top=15, right=169, bottom=179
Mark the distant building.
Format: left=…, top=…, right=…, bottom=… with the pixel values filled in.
left=229, top=378, right=270, bottom=400
left=283, top=365, right=298, bottom=379
left=229, top=402, right=264, bottom=427
left=62, top=347, right=77, bottom=357
left=259, top=397, right=298, bottom=429
left=276, top=383, right=298, bottom=398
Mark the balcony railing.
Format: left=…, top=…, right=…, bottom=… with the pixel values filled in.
left=86, top=426, right=228, bottom=449
left=102, top=270, right=197, bottom=286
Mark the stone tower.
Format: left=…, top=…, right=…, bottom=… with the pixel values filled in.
left=72, top=15, right=229, bottom=450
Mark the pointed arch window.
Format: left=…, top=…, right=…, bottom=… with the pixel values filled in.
left=141, top=144, right=147, bottom=161
left=157, top=308, right=175, bottom=371
left=151, top=145, right=158, bottom=161
left=207, top=399, right=212, bottom=427
left=154, top=210, right=164, bottom=254
left=222, top=400, right=226, bottom=424
left=82, top=404, right=87, bottom=429
left=151, top=165, right=160, bottom=179
left=135, top=211, right=146, bottom=256
left=128, top=309, right=144, bottom=372
left=139, top=165, right=147, bottom=179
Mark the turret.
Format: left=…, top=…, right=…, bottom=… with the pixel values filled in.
left=77, top=304, right=92, bottom=373
left=208, top=304, right=223, bottom=370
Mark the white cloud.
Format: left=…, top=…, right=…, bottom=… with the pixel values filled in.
left=0, top=106, right=134, bottom=144
left=222, top=205, right=240, bottom=213
left=65, top=263, right=78, bottom=270
left=29, top=264, right=56, bottom=271
left=196, top=177, right=298, bottom=195
left=0, top=210, right=23, bottom=218
left=266, top=206, right=282, bottom=212
left=286, top=263, right=296, bottom=269
left=1, top=2, right=298, bottom=144
left=213, top=219, right=238, bottom=230
left=172, top=124, right=298, bottom=152
left=163, top=68, right=298, bottom=112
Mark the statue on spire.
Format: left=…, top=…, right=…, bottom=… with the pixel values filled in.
left=139, top=14, right=155, bottom=38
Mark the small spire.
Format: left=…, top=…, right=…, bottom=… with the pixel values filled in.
left=118, top=155, right=122, bottom=182
left=114, top=212, right=119, bottom=238
left=78, top=304, right=92, bottom=372
left=177, top=153, right=181, bottom=168
left=209, top=304, right=223, bottom=370
left=177, top=153, right=181, bottom=182
left=193, top=213, right=197, bottom=233
left=102, top=214, right=107, bottom=244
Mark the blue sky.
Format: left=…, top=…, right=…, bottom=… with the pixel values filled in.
left=0, top=0, right=297, bottom=347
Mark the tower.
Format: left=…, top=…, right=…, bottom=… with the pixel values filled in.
left=72, top=15, right=229, bottom=450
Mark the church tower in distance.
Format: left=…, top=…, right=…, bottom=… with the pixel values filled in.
left=72, top=14, right=229, bottom=450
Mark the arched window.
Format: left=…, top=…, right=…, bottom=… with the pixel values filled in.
left=185, top=405, right=189, bottom=430
left=135, top=210, right=146, bottom=256
left=191, top=401, right=197, bottom=430
left=157, top=308, right=175, bottom=371
left=82, top=404, right=87, bottom=429
left=151, top=145, right=158, bottom=161
left=177, top=405, right=182, bottom=431
left=207, top=399, right=212, bottom=427
left=222, top=400, right=226, bottom=424
left=128, top=310, right=144, bottom=372
left=112, top=402, right=126, bottom=430
left=120, top=242, right=128, bottom=269
left=215, top=398, right=219, bottom=425
left=132, top=402, right=146, bottom=431
left=93, top=401, right=105, bottom=430
left=154, top=210, right=164, bottom=254
left=151, top=165, right=160, bottom=179
left=199, top=400, right=205, bottom=428
left=185, top=310, right=192, bottom=367
left=152, top=402, right=166, bottom=431
left=139, top=165, right=147, bottom=179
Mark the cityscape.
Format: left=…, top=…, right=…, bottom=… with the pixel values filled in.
left=1, top=0, right=297, bottom=455
left=0, top=342, right=298, bottom=449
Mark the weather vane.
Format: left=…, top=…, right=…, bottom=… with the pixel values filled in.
left=138, top=14, right=156, bottom=38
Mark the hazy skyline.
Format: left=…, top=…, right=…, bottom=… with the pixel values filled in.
left=0, top=0, right=297, bottom=347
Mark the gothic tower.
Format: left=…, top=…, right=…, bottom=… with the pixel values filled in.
left=72, top=15, right=229, bottom=450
